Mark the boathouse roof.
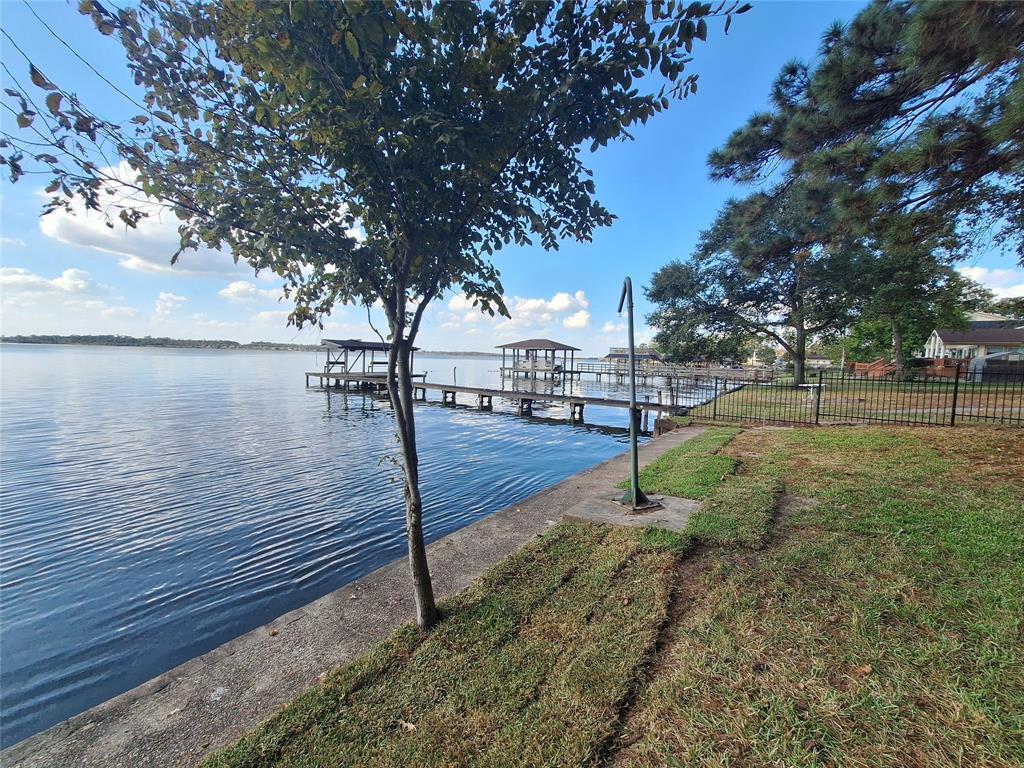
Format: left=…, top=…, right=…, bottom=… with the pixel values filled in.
left=321, top=338, right=420, bottom=352
left=495, top=338, right=581, bottom=352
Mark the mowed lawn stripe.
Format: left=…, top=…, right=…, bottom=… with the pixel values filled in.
left=203, top=523, right=683, bottom=767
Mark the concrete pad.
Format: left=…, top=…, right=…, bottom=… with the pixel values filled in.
left=564, top=491, right=699, bottom=532
left=4, top=426, right=709, bottom=768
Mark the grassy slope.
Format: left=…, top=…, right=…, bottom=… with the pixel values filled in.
left=202, top=523, right=687, bottom=768
left=204, top=426, right=1022, bottom=768
left=616, top=427, right=1024, bottom=767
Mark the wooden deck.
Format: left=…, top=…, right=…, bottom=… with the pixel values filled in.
left=305, top=372, right=686, bottom=418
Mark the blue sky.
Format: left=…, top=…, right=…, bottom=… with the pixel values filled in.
left=2, top=1, right=1021, bottom=355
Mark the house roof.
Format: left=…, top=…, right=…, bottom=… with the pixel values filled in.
left=495, top=338, right=581, bottom=352
left=935, top=327, right=1024, bottom=345
left=321, top=338, right=420, bottom=352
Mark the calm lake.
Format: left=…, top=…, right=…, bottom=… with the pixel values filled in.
left=0, top=344, right=677, bottom=747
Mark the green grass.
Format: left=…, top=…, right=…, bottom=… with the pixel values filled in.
left=203, top=426, right=1023, bottom=768
left=617, top=427, right=741, bottom=499
left=201, top=522, right=685, bottom=768
left=615, top=427, right=1024, bottom=768
left=685, top=471, right=782, bottom=549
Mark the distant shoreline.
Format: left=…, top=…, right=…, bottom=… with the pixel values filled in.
left=0, top=336, right=502, bottom=357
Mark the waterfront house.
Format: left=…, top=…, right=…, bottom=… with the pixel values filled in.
left=922, top=311, right=1024, bottom=360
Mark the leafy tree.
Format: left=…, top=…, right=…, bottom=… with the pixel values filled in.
left=651, top=316, right=752, bottom=364
left=989, top=296, right=1024, bottom=320
left=857, top=220, right=958, bottom=374
left=752, top=343, right=778, bottom=366
left=1, top=0, right=747, bottom=630
left=647, top=182, right=867, bottom=385
left=826, top=268, right=991, bottom=366
left=709, top=0, right=1024, bottom=263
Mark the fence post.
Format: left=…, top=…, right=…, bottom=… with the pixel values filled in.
left=949, top=363, right=961, bottom=427
left=814, top=371, right=822, bottom=425
left=712, top=376, right=719, bottom=420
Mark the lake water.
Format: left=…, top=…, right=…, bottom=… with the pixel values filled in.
left=0, top=344, right=695, bottom=747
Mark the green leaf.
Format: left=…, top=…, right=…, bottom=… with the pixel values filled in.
left=696, top=19, right=707, bottom=41
left=16, top=112, right=33, bottom=128
left=344, top=31, right=359, bottom=60
left=153, top=110, right=174, bottom=124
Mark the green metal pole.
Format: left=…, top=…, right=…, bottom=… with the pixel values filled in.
left=619, top=277, right=652, bottom=509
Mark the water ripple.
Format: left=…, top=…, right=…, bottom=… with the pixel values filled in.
left=0, top=346, right=644, bottom=747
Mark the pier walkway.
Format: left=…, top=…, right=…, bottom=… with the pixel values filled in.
left=303, top=371, right=688, bottom=418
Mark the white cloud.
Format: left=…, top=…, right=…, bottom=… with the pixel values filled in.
left=563, top=309, right=591, bottom=329
left=37, top=162, right=250, bottom=278
left=102, top=306, right=139, bottom=318
left=219, top=281, right=281, bottom=303
left=154, top=292, right=187, bottom=316
left=436, top=289, right=594, bottom=343
left=2, top=236, right=27, bottom=248
left=251, top=310, right=290, bottom=324
left=958, top=266, right=1024, bottom=298
left=0, top=266, right=138, bottom=323
left=549, top=291, right=589, bottom=312
left=601, top=321, right=626, bottom=334
left=448, top=293, right=476, bottom=311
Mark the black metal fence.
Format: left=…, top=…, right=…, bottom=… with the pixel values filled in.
left=690, top=365, right=1024, bottom=427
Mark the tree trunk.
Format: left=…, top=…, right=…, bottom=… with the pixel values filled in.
left=385, top=335, right=438, bottom=631
left=793, top=324, right=807, bottom=386
left=891, top=318, right=905, bottom=379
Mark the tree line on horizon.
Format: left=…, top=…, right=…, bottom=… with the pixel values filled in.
left=646, top=0, right=1024, bottom=384
left=0, top=334, right=323, bottom=350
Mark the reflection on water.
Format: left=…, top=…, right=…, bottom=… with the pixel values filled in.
left=0, top=346, right=641, bottom=747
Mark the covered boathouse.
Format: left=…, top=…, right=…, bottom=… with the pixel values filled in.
left=497, top=338, right=581, bottom=380
left=307, top=338, right=424, bottom=390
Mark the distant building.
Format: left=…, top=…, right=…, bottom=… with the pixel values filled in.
left=604, top=344, right=662, bottom=363
left=923, top=311, right=1024, bottom=360
left=805, top=350, right=832, bottom=368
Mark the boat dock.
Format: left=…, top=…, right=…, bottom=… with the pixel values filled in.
left=304, top=371, right=687, bottom=423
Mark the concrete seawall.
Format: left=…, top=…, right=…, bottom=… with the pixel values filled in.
left=4, top=425, right=705, bottom=768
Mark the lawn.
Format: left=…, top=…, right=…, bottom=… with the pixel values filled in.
left=203, top=522, right=687, bottom=768
left=205, top=425, right=1023, bottom=768
left=616, top=426, right=1024, bottom=767
left=616, top=426, right=741, bottom=498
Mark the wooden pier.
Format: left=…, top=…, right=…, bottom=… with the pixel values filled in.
left=304, top=371, right=688, bottom=425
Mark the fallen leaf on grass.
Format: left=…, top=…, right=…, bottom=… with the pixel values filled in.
left=399, top=720, right=417, bottom=732
left=853, top=664, right=873, bottom=677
